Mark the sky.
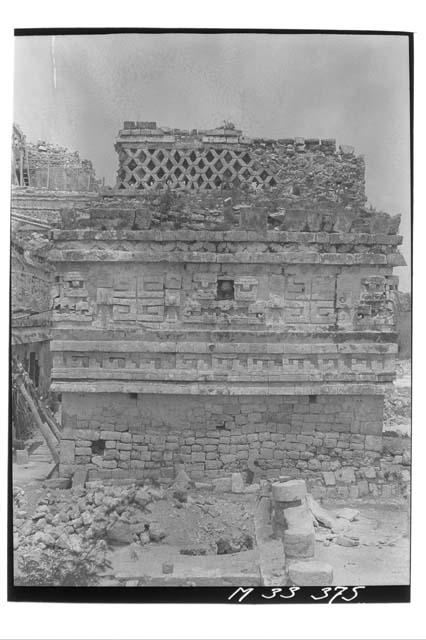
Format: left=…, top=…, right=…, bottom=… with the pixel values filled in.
left=13, top=33, right=411, bottom=289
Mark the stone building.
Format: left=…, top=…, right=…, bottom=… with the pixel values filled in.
left=11, top=234, right=53, bottom=395
left=11, top=125, right=100, bottom=396
left=11, top=123, right=99, bottom=192
left=50, top=123, right=406, bottom=490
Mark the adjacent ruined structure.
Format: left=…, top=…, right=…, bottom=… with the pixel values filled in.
left=11, top=123, right=99, bottom=192
left=11, top=234, right=53, bottom=395
left=11, top=125, right=100, bottom=397
left=49, top=122, right=406, bottom=491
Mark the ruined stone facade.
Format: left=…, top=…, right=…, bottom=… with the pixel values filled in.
left=11, top=125, right=101, bottom=396
left=12, top=124, right=99, bottom=192
left=11, top=236, right=53, bottom=394
left=49, top=123, right=405, bottom=488
left=115, top=122, right=366, bottom=206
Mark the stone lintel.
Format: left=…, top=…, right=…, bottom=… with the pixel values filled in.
left=50, top=340, right=398, bottom=355
left=48, top=249, right=395, bottom=265
left=51, top=229, right=403, bottom=245
left=51, top=368, right=395, bottom=384
left=50, top=381, right=391, bottom=395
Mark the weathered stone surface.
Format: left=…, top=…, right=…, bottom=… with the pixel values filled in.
left=335, top=467, right=356, bottom=484
left=107, top=522, right=133, bottom=545
left=231, top=472, right=245, bottom=493
left=307, top=495, right=336, bottom=529
left=72, top=468, right=88, bottom=488
left=336, top=508, right=359, bottom=522
left=212, top=477, right=232, bottom=493
left=272, top=479, right=307, bottom=503
left=283, top=524, right=316, bottom=559
left=43, top=123, right=402, bottom=488
left=16, top=449, right=29, bottom=465
left=322, top=471, right=336, bottom=486
left=148, top=522, right=166, bottom=542
left=336, top=534, right=359, bottom=547
left=60, top=440, right=75, bottom=464
left=288, top=560, right=333, bottom=586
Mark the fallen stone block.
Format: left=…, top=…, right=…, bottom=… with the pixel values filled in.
left=107, top=522, right=134, bottom=545
left=336, top=507, right=359, bottom=522
left=231, top=472, right=245, bottom=493
left=194, top=481, right=213, bottom=490
left=306, top=494, right=337, bottom=529
left=331, top=520, right=350, bottom=534
left=134, top=488, right=151, bottom=507
left=272, top=479, right=307, bottom=503
left=148, top=522, right=166, bottom=542
left=283, top=524, right=315, bottom=559
left=212, top=477, right=232, bottom=493
left=336, top=534, right=359, bottom=547
left=162, top=562, right=174, bottom=574
left=288, top=560, right=333, bottom=586
left=244, top=483, right=260, bottom=494
left=43, top=477, right=71, bottom=490
left=72, top=467, right=88, bottom=488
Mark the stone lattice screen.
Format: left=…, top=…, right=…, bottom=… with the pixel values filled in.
left=117, top=145, right=277, bottom=190
left=115, top=123, right=365, bottom=206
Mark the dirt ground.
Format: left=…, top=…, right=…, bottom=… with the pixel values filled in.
left=315, top=498, right=410, bottom=585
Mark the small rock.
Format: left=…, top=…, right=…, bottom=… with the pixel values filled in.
left=139, top=531, right=150, bottom=545
left=336, top=508, right=359, bottom=522
left=134, top=488, right=151, bottom=508
left=336, top=534, right=359, bottom=547
left=172, top=489, right=188, bottom=503
left=147, top=487, right=166, bottom=501
left=216, top=537, right=234, bottom=555
left=33, top=531, right=55, bottom=546
left=81, top=511, right=92, bottom=526
left=162, top=562, right=174, bottom=574
left=107, top=522, right=134, bottom=545
left=148, top=523, right=166, bottom=542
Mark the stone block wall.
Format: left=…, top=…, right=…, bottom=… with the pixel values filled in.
left=49, top=134, right=405, bottom=490
left=59, top=391, right=393, bottom=479
left=59, top=391, right=410, bottom=497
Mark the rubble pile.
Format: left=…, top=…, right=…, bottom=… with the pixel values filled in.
left=61, top=189, right=401, bottom=234
left=13, top=478, right=256, bottom=575
left=384, top=361, right=411, bottom=433
left=13, top=483, right=168, bottom=563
